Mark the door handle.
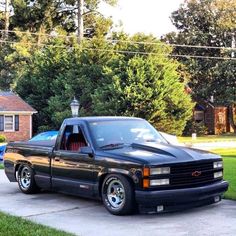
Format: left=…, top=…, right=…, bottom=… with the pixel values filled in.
left=54, top=157, right=60, bottom=162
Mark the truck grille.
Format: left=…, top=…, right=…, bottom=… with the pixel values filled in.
left=170, top=161, right=218, bottom=188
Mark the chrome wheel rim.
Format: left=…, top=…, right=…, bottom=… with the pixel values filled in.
left=19, top=166, right=31, bottom=190
left=107, top=179, right=125, bottom=209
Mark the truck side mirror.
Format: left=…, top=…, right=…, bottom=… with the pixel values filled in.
left=80, top=146, right=94, bottom=157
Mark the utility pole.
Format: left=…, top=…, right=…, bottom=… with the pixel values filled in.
left=4, top=0, right=10, bottom=39
left=77, top=0, right=84, bottom=44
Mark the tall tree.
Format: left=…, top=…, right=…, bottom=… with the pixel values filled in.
left=0, top=0, right=116, bottom=91
left=15, top=34, right=194, bottom=135
left=9, top=0, right=117, bottom=36
left=164, top=0, right=236, bottom=131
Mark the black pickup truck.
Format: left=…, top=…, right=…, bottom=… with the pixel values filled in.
left=4, top=117, right=228, bottom=215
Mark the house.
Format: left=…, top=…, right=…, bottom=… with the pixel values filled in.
left=0, top=91, right=37, bottom=141
left=194, top=101, right=231, bottom=134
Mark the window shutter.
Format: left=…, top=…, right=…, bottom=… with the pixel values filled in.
left=0, top=115, right=4, bottom=131
left=15, top=115, right=19, bottom=131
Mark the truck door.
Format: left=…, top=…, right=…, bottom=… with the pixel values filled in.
left=51, top=124, right=95, bottom=197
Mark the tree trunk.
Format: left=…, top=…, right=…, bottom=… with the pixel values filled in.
left=228, top=105, right=236, bottom=133
left=4, top=0, right=10, bottom=39
left=77, top=0, right=84, bottom=44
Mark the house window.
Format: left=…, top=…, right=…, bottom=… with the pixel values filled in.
left=0, top=115, right=19, bottom=132
left=194, top=111, right=204, bottom=122
left=4, top=115, right=14, bottom=131
left=217, top=112, right=225, bottom=124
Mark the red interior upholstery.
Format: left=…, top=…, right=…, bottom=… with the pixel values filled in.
left=66, top=133, right=86, bottom=151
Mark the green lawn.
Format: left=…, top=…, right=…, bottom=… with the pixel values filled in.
left=212, top=148, right=236, bottom=200
left=0, top=212, right=75, bottom=236
left=178, top=134, right=236, bottom=144
left=0, top=164, right=3, bottom=169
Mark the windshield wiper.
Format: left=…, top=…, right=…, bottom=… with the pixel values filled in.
left=100, top=143, right=125, bottom=149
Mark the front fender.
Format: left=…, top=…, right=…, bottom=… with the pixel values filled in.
left=96, top=167, right=142, bottom=195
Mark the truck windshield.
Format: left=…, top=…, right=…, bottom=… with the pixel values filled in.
left=88, top=119, right=168, bottom=148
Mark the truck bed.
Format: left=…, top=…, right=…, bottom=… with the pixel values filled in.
left=8, top=140, right=56, bottom=148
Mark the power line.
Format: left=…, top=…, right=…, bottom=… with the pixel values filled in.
left=108, top=40, right=236, bottom=51
left=0, top=29, right=236, bottom=51
left=1, top=39, right=236, bottom=61
left=83, top=47, right=236, bottom=61
left=0, top=29, right=76, bottom=38
left=0, top=39, right=69, bottom=49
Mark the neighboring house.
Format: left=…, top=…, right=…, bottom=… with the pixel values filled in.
left=185, top=86, right=232, bottom=135
left=194, top=101, right=231, bottom=134
left=0, top=91, right=37, bottom=141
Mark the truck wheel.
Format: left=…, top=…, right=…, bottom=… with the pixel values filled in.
left=17, top=164, right=40, bottom=194
left=102, top=174, right=135, bottom=215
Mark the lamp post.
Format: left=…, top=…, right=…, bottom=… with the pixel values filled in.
left=70, top=97, right=80, bottom=117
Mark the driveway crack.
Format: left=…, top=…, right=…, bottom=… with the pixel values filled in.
left=24, top=204, right=101, bottom=218
left=24, top=207, right=80, bottom=218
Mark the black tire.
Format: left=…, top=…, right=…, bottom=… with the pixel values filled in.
left=17, top=164, right=40, bottom=194
left=102, top=174, right=135, bottom=215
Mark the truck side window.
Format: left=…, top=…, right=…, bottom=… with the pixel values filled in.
left=60, top=125, right=87, bottom=151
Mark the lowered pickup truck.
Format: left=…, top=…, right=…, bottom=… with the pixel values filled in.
left=4, top=117, right=228, bottom=215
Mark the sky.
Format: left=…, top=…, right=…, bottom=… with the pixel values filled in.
left=100, top=0, right=185, bottom=38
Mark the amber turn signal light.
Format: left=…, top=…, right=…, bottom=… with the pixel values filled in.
left=143, top=167, right=150, bottom=177
left=143, top=179, right=150, bottom=188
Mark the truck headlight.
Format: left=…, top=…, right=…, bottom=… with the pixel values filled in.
left=150, top=179, right=170, bottom=186
left=150, top=167, right=170, bottom=175
left=213, top=161, right=223, bottom=169
left=214, top=171, right=223, bottom=179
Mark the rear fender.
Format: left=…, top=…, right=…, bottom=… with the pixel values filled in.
left=4, top=152, right=33, bottom=182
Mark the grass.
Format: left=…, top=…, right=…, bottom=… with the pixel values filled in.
left=178, top=134, right=236, bottom=144
left=0, top=211, right=75, bottom=236
left=212, top=148, right=236, bottom=200
left=0, top=163, right=3, bottom=169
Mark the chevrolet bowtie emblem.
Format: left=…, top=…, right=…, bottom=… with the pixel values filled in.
left=192, top=171, right=202, bottom=177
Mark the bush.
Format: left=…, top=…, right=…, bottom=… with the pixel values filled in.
left=37, top=125, right=53, bottom=133
left=0, top=135, right=6, bottom=143
left=183, top=120, right=208, bottom=136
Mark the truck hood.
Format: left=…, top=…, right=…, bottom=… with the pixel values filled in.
left=104, top=142, right=221, bottom=165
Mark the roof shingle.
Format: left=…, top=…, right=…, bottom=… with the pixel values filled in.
left=0, top=91, right=37, bottom=112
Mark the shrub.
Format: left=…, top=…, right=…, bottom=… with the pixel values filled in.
left=183, top=120, right=208, bottom=136
left=0, top=135, right=6, bottom=143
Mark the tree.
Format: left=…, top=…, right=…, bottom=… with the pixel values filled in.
left=0, top=45, right=14, bottom=90
left=14, top=35, right=116, bottom=130
left=164, top=0, right=236, bottom=131
left=14, top=33, right=194, bottom=135
left=14, top=37, right=75, bottom=130
left=91, top=34, right=194, bottom=135
left=9, top=0, right=116, bottom=37
left=0, top=0, right=116, bottom=91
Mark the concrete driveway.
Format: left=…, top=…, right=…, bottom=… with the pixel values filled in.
left=0, top=170, right=236, bottom=236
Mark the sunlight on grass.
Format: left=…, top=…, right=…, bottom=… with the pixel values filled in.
left=178, top=134, right=236, bottom=144
left=212, top=149, right=236, bottom=200
left=0, top=212, right=75, bottom=236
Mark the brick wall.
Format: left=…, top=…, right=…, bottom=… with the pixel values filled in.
left=204, top=106, right=215, bottom=134
left=0, top=114, right=31, bottom=142
left=214, top=107, right=228, bottom=134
